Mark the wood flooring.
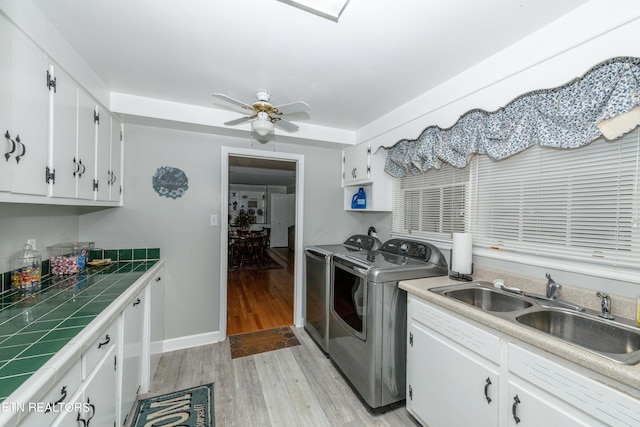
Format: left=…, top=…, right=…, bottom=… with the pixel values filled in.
left=227, top=248, right=295, bottom=335
left=148, top=326, right=419, bottom=427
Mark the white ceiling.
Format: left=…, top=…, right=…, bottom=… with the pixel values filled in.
left=30, top=0, right=588, bottom=135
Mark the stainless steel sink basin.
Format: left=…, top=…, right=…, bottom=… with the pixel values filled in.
left=441, top=286, right=534, bottom=312
left=516, top=309, right=640, bottom=364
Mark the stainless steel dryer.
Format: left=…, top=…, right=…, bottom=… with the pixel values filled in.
left=329, top=238, right=448, bottom=408
left=304, top=235, right=381, bottom=355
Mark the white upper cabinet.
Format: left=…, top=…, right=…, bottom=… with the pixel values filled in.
left=77, top=89, right=98, bottom=200
left=110, top=116, right=122, bottom=202
left=7, top=26, right=50, bottom=196
left=94, top=105, right=112, bottom=201
left=49, top=65, right=79, bottom=199
left=342, top=142, right=370, bottom=186
left=0, top=17, right=12, bottom=192
left=342, top=142, right=392, bottom=211
left=0, top=13, right=122, bottom=206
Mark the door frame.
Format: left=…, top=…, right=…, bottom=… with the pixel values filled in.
left=219, top=146, right=305, bottom=340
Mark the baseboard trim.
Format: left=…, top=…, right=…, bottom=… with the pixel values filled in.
left=160, top=330, right=224, bottom=353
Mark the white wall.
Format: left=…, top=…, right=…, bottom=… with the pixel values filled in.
left=0, top=204, right=80, bottom=273
left=78, top=124, right=373, bottom=341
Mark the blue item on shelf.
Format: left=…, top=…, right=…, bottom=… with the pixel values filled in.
left=351, top=187, right=367, bottom=209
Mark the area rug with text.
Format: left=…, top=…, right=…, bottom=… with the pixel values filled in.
left=131, top=383, right=214, bottom=427
left=229, top=326, right=300, bottom=359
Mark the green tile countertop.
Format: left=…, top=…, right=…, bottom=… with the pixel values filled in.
left=0, top=260, right=159, bottom=402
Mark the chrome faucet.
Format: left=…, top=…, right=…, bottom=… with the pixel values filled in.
left=596, top=291, right=615, bottom=320
left=545, top=273, right=562, bottom=300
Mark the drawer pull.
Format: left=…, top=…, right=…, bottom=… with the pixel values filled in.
left=45, top=385, right=67, bottom=412
left=76, top=411, right=87, bottom=427
left=512, top=394, right=521, bottom=424
left=484, top=377, right=492, bottom=404
left=133, top=298, right=141, bottom=307
left=97, top=334, right=110, bottom=349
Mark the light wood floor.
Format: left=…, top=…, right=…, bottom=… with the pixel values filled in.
left=227, top=247, right=295, bottom=335
left=148, top=326, right=419, bottom=427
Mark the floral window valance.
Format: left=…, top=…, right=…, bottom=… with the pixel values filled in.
left=384, top=57, right=640, bottom=177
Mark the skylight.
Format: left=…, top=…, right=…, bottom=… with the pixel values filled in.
left=277, top=0, right=351, bottom=22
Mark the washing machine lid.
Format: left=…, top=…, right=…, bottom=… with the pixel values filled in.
left=304, top=234, right=381, bottom=258
left=334, top=238, right=448, bottom=282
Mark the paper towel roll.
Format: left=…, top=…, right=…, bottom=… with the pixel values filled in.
left=451, top=233, right=472, bottom=274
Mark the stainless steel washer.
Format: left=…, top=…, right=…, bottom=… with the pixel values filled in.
left=304, top=235, right=381, bottom=355
left=329, top=239, right=448, bottom=408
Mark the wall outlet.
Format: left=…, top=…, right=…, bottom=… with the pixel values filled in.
left=27, top=239, right=36, bottom=250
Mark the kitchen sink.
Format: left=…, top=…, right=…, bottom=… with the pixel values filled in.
left=516, top=309, right=640, bottom=364
left=442, top=287, right=534, bottom=312
left=430, top=281, right=640, bottom=364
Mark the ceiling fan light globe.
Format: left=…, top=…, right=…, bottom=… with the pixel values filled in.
left=252, top=118, right=274, bottom=136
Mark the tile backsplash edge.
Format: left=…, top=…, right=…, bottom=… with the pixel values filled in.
left=1, top=247, right=160, bottom=292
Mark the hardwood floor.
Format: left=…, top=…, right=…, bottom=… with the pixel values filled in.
left=148, top=327, right=419, bottom=427
left=227, top=248, right=295, bottom=335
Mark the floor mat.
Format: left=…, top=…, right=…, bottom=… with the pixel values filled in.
left=229, top=326, right=300, bottom=359
left=130, top=383, right=214, bottom=427
left=227, top=252, right=284, bottom=272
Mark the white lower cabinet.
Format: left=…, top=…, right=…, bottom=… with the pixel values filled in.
left=506, top=378, right=600, bottom=426
left=51, top=345, right=117, bottom=427
left=120, top=287, right=147, bottom=426
left=407, top=295, right=640, bottom=427
left=409, top=322, right=499, bottom=427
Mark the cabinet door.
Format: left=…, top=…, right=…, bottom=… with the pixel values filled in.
left=0, top=17, right=12, bottom=192
left=110, top=116, right=122, bottom=202
left=120, top=289, right=146, bottom=426
left=150, top=271, right=164, bottom=381
left=10, top=28, right=50, bottom=196
left=50, top=65, right=78, bottom=198
left=407, top=322, right=499, bottom=427
left=507, top=379, right=603, bottom=427
left=343, top=143, right=370, bottom=186
left=83, top=345, right=117, bottom=427
left=94, top=107, right=111, bottom=201
left=77, top=90, right=97, bottom=200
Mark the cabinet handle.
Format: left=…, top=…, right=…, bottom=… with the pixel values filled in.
left=76, top=411, right=87, bottom=427
left=512, top=394, right=521, bottom=424
left=14, top=135, right=25, bottom=164
left=97, top=334, right=110, bottom=349
left=86, top=398, right=95, bottom=426
left=155, top=276, right=162, bottom=282
left=79, top=159, right=86, bottom=177
left=45, top=385, right=67, bottom=412
left=4, top=130, right=15, bottom=161
left=133, top=298, right=141, bottom=307
left=484, top=377, right=492, bottom=404
left=73, top=157, right=80, bottom=177
left=111, top=171, right=117, bottom=185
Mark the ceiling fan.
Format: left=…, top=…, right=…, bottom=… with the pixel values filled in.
left=212, top=91, right=310, bottom=137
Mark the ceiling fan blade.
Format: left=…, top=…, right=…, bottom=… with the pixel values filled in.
left=224, top=115, right=255, bottom=126
left=212, top=93, right=254, bottom=111
left=273, top=101, right=310, bottom=115
left=274, top=118, right=299, bottom=132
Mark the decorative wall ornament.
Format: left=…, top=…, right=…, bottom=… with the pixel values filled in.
left=152, top=166, right=189, bottom=199
left=384, top=57, right=640, bottom=177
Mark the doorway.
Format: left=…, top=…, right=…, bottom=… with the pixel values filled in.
left=220, top=147, right=305, bottom=339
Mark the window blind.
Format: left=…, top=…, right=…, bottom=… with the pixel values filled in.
left=392, top=128, right=640, bottom=269
left=392, top=162, right=470, bottom=240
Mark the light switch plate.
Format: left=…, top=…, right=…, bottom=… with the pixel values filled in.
left=210, top=214, right=218, bottom=226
